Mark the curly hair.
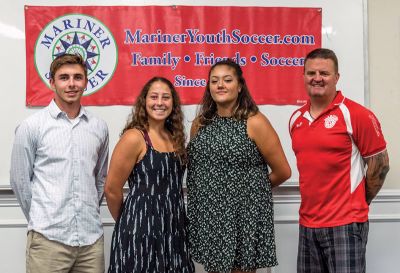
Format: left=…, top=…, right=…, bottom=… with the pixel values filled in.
left=122, top=77, right=187, bottom=164
left=197, top=59, right=258, bottom=126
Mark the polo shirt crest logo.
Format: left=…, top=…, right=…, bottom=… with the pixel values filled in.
left=324, top=114, right=338, bottom=128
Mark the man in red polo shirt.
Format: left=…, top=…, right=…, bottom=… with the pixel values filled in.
left=289, top=48, right=390, bottom=273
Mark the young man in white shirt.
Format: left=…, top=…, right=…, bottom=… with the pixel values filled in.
left=11, top=53, right=109, bottom=273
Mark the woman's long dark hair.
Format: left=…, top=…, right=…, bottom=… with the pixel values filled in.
left=197, top=59, right=258, bottom=126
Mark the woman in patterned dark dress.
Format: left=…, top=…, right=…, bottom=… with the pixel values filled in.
left=187, top=59, right=292, bottom=273
left=105, top=77, right=194, bottom=273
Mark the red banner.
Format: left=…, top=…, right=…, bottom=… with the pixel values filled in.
left=25, top=6, right=321, bottom=106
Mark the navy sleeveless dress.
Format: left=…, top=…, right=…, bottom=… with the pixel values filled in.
left=108, top=131, right=194, bottom=273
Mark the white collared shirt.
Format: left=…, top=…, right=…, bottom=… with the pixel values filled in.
left=10, top=100, right=109, bottom=246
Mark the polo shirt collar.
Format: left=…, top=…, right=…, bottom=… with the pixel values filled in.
left=303, top=91, right=345, bottom=122
left=329, top=90, right=345, bottom=109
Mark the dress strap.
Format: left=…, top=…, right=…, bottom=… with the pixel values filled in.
left=142, top=130, right=153, bottom=147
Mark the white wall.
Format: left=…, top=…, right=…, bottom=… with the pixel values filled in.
left=368, top=0, right=400, bottom=189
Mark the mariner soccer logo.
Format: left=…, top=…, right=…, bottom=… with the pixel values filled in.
left=34, top=13, right=118, bottom=96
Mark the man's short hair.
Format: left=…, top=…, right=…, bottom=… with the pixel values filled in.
left=304, top=48, right=339, bottom=73
left=49, top=54, right=87, bottom=80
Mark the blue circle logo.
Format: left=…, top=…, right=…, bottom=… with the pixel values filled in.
left=34, top=13, right=118, bottom=96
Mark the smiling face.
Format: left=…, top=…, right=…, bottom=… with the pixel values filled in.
left=145, top=81, right=173, bottom=124
left=50, top=64, right=87, bottom=110
left=209, top=64, right=241, bottom=112
left=304, top=58, right=340, bottom=103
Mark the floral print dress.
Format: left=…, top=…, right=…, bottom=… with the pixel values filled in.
left=187, top=116, right=278, bottom=272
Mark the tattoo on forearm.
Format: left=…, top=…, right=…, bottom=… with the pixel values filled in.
left=365, top=151, right=390, bottom=204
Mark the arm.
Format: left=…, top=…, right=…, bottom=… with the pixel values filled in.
left=94, top=125, right=109, bottom=206
left=10, top=123, right=36, bottom=220
left=248, top=112, right=291, bottom=187
left=189, top=117, right=201, bottom=140
left=104, top=129, right=146, bottom=220
left=364, top=150, right=390, bottom=204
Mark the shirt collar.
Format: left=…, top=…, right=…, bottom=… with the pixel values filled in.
left=303, top=91, right=345, bottom=122
left=48, top=99, right=89, bottom=121
left=330, top=90, right=345, bottom=108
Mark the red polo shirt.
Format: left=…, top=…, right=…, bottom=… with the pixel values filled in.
left=289, top=91, right=386, bottom=228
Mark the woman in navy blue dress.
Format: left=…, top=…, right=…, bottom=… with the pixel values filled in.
left=105, top=77, right=194, bottom=273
